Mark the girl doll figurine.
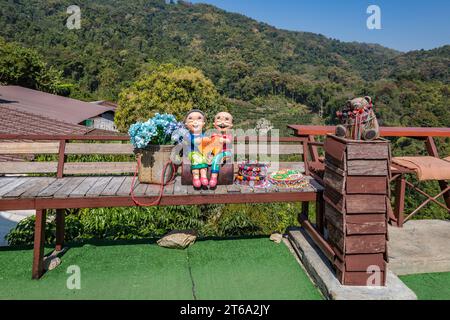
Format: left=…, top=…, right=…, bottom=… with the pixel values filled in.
left=202, top=111, right=234, bottom=188
left=184, top=109, right=210, bottom=188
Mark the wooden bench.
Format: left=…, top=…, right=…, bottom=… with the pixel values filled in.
left=288, top=125, right=450, bottom=227
left=0, top=133, right=323, bottom=279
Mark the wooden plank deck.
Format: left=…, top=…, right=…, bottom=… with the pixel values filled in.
left=0, top=175, right=323, bottom=210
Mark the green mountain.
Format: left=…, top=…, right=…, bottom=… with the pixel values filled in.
left=384, top=45, right=450, bottom=83
left=0, top=0, right=448, bottom=133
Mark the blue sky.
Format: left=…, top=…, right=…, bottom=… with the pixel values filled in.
left=189, top=0, right=450, bottom=52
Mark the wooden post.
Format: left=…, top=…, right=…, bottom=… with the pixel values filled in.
left=315, top=191, right=324, bottom=235
left=55, top=209, right=65, bottom=252
left=394, top=176, right=406, bottom=227
left=308, top=135, right=320, bottom=163
left=56, top=139, right=66, bottom=179
left=32, top=209, right=46, bottom=279
left=301, top=138, right=310, bottom=175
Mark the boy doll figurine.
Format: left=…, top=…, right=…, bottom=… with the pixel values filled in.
left=184, top=109, right=211, bottom=188
left=202, top=112, right=234, bottom=188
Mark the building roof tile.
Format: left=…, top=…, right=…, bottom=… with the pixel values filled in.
left=0, top=85, right=115, bottom=124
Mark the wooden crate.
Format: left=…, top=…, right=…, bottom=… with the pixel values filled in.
left=323, top=135, right=391, bottom=286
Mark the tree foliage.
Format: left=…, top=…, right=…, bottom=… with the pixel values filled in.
left=115, top=64, right=221, bottom=132
left=1, top=0, right=447, bottom=132
left=0, top=37, right=68, bottom=94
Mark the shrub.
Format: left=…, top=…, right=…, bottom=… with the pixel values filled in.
left=5, top=203, right=301, bottom=246
left=115, top=63, right=222, bottom=132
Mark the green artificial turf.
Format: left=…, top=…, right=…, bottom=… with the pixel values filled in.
left=400, top=272, right=450, bottom=300
left=0, top=238, right=322, bottom=300
left=188, top=238, right=322, bottom=300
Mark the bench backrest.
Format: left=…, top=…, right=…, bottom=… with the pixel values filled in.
left=0, top=135, right=306, bottom=176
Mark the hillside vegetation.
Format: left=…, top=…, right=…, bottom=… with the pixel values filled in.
left=0, top=0, right=448, bottom=134
left=0, top=0, right=449, bottom=228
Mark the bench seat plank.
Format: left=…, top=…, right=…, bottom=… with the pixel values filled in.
left=4, top=177, right=43, bottom=198
left=173, top=177, right=187, bottom=195
left=0, top=178, right=32, bottom=197
left=101, top=176, right=127, bottom=196
left=21, top=177, right=56, bottom=198
left=0, top=178, right=17, bottom=189
left=86, top=177, right=113, bottom=197
left=38, top=178, right=73, bottom=198
left=116, top=177, right=137, bottom=196
left=132, top=182, right=148, bottom=196
left=69, top=177, right=100, bottom=198
left=147, top=184, right=163, bottom=196
left=54, top=177, right=87, bottom=198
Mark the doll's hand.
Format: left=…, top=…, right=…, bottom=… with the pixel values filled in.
left=194, top=137, right=202, bottom=144
left=206, top=153, right=214, bottom=164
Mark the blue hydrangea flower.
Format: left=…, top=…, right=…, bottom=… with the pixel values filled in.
left=129, top=113, right=186, bottom=149
left=171, top=126, right=190, bottom=144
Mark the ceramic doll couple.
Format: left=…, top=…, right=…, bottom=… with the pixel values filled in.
left=184, top=110, right=233, bottom=189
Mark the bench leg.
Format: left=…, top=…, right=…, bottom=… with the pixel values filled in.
left=32, top=209, right=46, bottom=279
left=301, top=202, right=309, bottom=216
left=394, top=176, right=406, bottom=227
left=315, top=191, right=324, bottom=235
left=55, top=209, right=65, bottom=252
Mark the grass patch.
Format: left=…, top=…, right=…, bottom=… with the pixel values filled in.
left=400, top=272, right=450, bottom=300
left=0, top=237, right=322, bottom=300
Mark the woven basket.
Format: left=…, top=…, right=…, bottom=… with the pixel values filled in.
left=135, top=145, right=175, bottom=184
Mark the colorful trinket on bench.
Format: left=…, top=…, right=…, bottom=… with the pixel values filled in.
left=235, top=161, right=269, bottom=188
left=267, top=169, right=309, bottom=189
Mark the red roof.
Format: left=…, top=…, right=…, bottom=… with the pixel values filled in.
left=92, top=100, right=118, bottom=109
left=0, top=85, right=115, bottom=124
left=0, top=104, right=89, bottom=135
left=0, top=105, right=126, bottom=162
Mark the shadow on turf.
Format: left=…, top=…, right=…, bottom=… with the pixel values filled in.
left=0, top=234, right=270, bottom=252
